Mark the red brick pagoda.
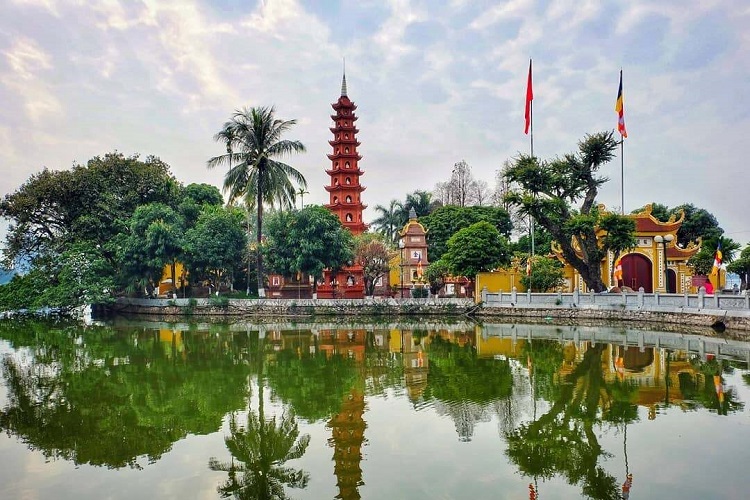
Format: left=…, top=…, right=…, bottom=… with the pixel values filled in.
left=317, top=73, right=368, bottom=298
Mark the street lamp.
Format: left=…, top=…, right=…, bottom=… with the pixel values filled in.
left=654, top=234, right=674, bottom=293
left=398, top=239, right=405, bottom=299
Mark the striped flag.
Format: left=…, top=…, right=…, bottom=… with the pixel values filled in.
left=711, top=241, right=723, bottom=276
left=615, top=70, right=627, bottom=138
left=524, top=59, right=533, bottom=134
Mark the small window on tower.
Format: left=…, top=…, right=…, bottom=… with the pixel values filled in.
left=334, top=178, right=339, bottom=185
left=346, top=213, right=353, bottom=222
left=345, top=162, right=350, bottom=169
left=346, top=195, right=352, bottom=203
left=333, top=196, right=339, bottom=204
left=345, top=177, right=351, bottom=184
left=345, top=134, right=349, bottom=139
left=345, top=147, right=349, bottom=153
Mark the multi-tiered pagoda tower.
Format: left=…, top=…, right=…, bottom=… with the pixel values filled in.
left=325, top=72, right=367, bottom=234
left=318, top=73, right=367, bottom=298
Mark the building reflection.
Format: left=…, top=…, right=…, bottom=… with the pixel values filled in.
left=475, top=332, right=718, bottom=417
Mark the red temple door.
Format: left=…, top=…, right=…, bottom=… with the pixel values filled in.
left=621, top=254, right=653, bottom=292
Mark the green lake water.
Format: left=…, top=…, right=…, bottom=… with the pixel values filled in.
left=0, top=317, right=748, bottom=499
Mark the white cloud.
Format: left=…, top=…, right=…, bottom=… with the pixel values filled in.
left=0, top=37, right=62, bottom=122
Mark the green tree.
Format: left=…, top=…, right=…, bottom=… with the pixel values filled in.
left=727, top=244, right=750, bottom=291
left=402, top=190, right=435, bottom=218
left=504, top=132, right=633, bottom=292
left=371, top=199, right=403, bottom=244
left=441, top=221, right=511, bottom=281
left=0, top=152, right=180, bottom=269
left=522, top=255, right=565, bottom=292
left=512, top=226, right=553, bottom=256
left=354, top=233, right=393, bottom=296
left=179, top=183, right=224, bottom=227
left=421, top=205, right=513, bottom=261
left=424, top=259, right=450, bottom=296
left=262, top=206, right=355, bottom=293
left=183, top=206, right=247, bottom=292
left=120, top=203, right=185, bottom=293
left=689, top=235, right=741, bottom=278
left=632, top=203, right=723, bottom=248
left=207, top=106, right=307, bottom=298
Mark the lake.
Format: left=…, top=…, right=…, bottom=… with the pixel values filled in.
left=1, top=317, right=748, bottom=499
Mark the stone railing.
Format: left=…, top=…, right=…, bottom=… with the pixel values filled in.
left=480, top=287, right=750, bottom=310
left=478, top=286, right=750, bottom=332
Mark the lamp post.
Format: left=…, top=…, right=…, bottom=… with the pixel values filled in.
left=398, top=239, right=405, bottom=299
left=654, top=234, right=674, bottom=293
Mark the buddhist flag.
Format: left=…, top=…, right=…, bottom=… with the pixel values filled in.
left=615, top=70, right=627, bottom=138
left=614, top=258, right=623, bottom=282
left=711, top=241, right=723, bottom=276
left=524, top=59, right=533, bottom=134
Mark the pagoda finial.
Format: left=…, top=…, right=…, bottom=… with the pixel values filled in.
left=341, top=58, right=347, bottom=96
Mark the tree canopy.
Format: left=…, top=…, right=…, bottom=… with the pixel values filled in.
left=503, top=131, right=634, bottom=292
left=421, top=205, right=513, bottom=262
left=262, top=206, right=355, bottom=291
left=441, top=221, right=511, bottom=279
left=0, top=152, right=180, bottom=269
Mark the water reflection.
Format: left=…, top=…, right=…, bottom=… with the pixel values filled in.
left=0, top=318, right=748, bottom=499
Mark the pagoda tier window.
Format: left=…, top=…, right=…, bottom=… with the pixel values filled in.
left=345, top=134, right=349, bottom=139
left=334, top=178, right=339, bottom=185
left=335, top=161, right=339, bottom=167
left=345, top=177, right=351, bottom=184
left=346, top=195, right=352, bottom=203
left=333, top=196, right=339, bottom=204
left=345, top=147, right=349, bottom=153
left=345, top=162, right=350, bottom=169
left=346, top=213, right=353, bottom=222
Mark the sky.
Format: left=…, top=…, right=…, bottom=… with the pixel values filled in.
left=1, top=0, right=748, bottom=249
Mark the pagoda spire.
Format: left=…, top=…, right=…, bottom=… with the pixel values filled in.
left=341, top=59, right=347, bottom=96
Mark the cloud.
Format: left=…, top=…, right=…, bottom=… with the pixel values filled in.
left=1, top=37, right=62, bottom=122
left=0, top=0, right=747, bottom=248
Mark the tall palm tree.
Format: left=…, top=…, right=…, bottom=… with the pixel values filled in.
left=371, top=199, right=403, bottom=243
left=208, top=106, right=307, bottom=297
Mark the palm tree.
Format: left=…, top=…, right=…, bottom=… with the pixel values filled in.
left=371, top=199, right=403, bottom=243
left=208, top=106, right=307, bottom=297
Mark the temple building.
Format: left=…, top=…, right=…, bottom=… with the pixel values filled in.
left=552, top=204, right=700, bottom=293
left=317, top=72, right=368, bottom=299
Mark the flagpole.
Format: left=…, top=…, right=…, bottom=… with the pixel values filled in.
left=620, top=138, right=624, bottom=215
left=530, top=96, right=535, bottom=258
left=616, top=68, right=627, bottom=215
left=528, top=59, right=535, bottom=258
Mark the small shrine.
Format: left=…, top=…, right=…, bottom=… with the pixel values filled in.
left=317, top=72, right=368, bottom=298
left=393, top=208, right=429, bottom=297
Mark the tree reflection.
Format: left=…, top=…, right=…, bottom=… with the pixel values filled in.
left=210, top=334, right=310, bottom=500
left=0, top=319, right=250, bottom=468
left=506, top=344, right=624, bottom=499
left=209, top=403, right=310, bottom=499
left=425, top=334, right=513, bottom=441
